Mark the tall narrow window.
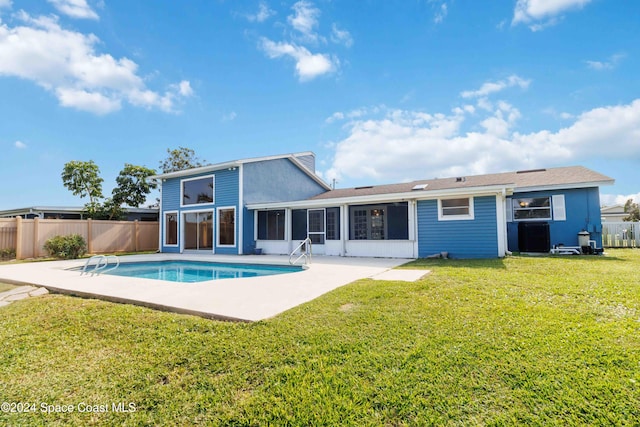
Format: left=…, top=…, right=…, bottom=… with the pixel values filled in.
left=165, top=212, right=178, bottom=246
left=218, top=207, right=236, bottom=246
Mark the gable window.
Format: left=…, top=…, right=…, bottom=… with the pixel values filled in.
left=438, top=197, right=474, bottom=221
left=182, top=175, right=214, bottom=206
left=513, top=197, right=551, bottom=220
left=349, top=203, right=408, bottom=240
left=217, top=207, right=236, bottom=246
left=257, top=210, right=285, bottom=240
left=164, top=212, right=178, bottom=246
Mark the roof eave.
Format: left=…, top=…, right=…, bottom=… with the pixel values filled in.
left=246, top=184, right=514, bottom=210
left=148, top=151, right=318, bottom=181
left=514, top=180, right=615, bottom=193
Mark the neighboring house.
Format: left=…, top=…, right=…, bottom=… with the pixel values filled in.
left=151, top=152, right=614, bottom=258
left=0, top=206, right=159, bottom=221
left=601, top=204, right=628, bottom=222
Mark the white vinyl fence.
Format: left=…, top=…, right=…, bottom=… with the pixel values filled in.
left=602, top=221, right=640, bottom=248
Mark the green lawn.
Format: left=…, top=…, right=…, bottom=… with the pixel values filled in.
left=1, top=250, right=638, bottom=426
left=0, top=282, right=16, bottom=293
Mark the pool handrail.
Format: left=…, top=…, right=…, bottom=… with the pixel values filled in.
left=289, top=238, right=312, bottom=265
left=81, top=255, right=120, bottom=275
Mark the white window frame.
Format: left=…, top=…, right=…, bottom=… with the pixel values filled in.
left=512, top=196, right=552, bottom=221
left=216, top=206, right=236, bottom=248
left=180, top=174, right=215, bottom=208
left=438, top=197, right=475, bottom=221
left=256, top=209, right=287, bottom=241
left=164, top=211, right=179, bottom=247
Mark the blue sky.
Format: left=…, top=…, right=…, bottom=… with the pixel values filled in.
left=1, top=0, right=639, bottom=210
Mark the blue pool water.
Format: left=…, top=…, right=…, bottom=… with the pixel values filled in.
left=99, top=261, right=302, bottom=283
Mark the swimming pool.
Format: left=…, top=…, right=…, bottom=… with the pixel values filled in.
left=96, top=261, right=303, bottom=283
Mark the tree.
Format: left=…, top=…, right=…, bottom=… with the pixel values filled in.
left=61, top=160, right=104, bottom=205
left=112, top=163, right=158, bottom=208
left=62, top=160, right=156, bottom=219
left=623, top=198, right=640, bottom=222
left=159, top=146, right=206, bottom=173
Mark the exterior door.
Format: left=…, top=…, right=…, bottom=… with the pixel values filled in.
left=307, top=209, right=326, bottom=255
left=183, top=212, right=213, bottom=251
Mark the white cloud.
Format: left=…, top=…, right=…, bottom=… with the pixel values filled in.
left=14, top=140, right=26, bottom=149
left=586, top=53, right=626, bottom=71
left=512, top=0, right=591, bottom=30
left=324, top=99, right=640, bottom=184
left=0, top=0, right=12, bottom=9
left=255, top=0, right=350, bottom=82
left=259, top=38, right=336, bottom=81
left=247, top=1, right=275, bottom=23
left=0, top=12, right=192, bottom=114
left=173, top=80, right=193, bottom=97
left=330, top=24, right=353, bottom=47
left=461, top=75, right=531, bottom=99
left=600, top=193, right=640, bottom=207
left=288, top=0, right=321, bottom=42
left=222, top=111, right=237, bottom=122
left=434, top=3, right=448, bottom=24
left=47, top=0, right=99, bottom=20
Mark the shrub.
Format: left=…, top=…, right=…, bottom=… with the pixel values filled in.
left=0, top=248, right=15, bottom=259
left=43, top=234, right=87, bottom=259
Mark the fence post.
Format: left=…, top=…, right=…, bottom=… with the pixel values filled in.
left=87, top=219, right=93, bottom=254
left=33, top=217, right=40, bottom=257
left=134, top=220, right=139, bottom=252
left=15, top=217, right=22, bottom=260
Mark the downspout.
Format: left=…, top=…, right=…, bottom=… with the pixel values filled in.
left=238, top=164, right=244, bottom=255
left=502, top=188, right=512, bottom=256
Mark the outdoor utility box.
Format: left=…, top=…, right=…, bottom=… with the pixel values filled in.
left=518, top=222, right=551, bottom=253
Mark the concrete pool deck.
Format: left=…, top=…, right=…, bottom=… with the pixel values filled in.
left=0, top=254, right=423, bottom=321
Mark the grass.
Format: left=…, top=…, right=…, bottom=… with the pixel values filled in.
left=0, top=250, right=638, bottom=426
left=0, top=282, right=16, bottom=293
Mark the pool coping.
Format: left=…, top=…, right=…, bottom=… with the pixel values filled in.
left=0, top=254, right=413, bottom=321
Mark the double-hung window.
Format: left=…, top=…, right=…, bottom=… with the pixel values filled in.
left=512, top=197, right=551, bottom=220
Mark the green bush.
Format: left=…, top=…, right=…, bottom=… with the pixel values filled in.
left=43, top=234, right=87, bottom=259
left=0, top=248, right=15, bottom=259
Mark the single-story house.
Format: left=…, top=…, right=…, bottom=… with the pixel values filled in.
left=0, top=206, right=159, bottom=221
left=601, top=204, right=628, bottom=222
left=150, top=152, right=614, bottom=259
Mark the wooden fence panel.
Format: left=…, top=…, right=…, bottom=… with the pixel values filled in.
left=138, top=222, right=160, bottom=251
left=4, top=217, right=159, bottom=259
left=37, top=219, right=89, bottom=257
left=0, top=219, right=17, bottom=251
left=602, top=221, right=640, bottom=248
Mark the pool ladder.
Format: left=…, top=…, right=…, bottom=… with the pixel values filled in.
left=289, top=238, right=312, bottom=265
left=81, top=255, right=120, bottom=276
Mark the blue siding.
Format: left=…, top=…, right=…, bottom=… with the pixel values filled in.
left=507, top=187, right=603, bottom=251
left=417, top=196, right=498, bottom=258
left=243, top=159, right=327, bottom=204
left=215, top=169, right=240, bottom=254
left=160, top=169, right=240, bottom=254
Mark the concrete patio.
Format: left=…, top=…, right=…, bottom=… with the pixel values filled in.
left=0, top=254, right=425, bottom=321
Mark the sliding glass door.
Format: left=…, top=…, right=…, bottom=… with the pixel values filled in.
left=184, top=212, right=213, bottom=251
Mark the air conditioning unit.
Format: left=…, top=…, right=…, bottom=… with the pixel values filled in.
left=518, top=222, right=550, bottom=253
